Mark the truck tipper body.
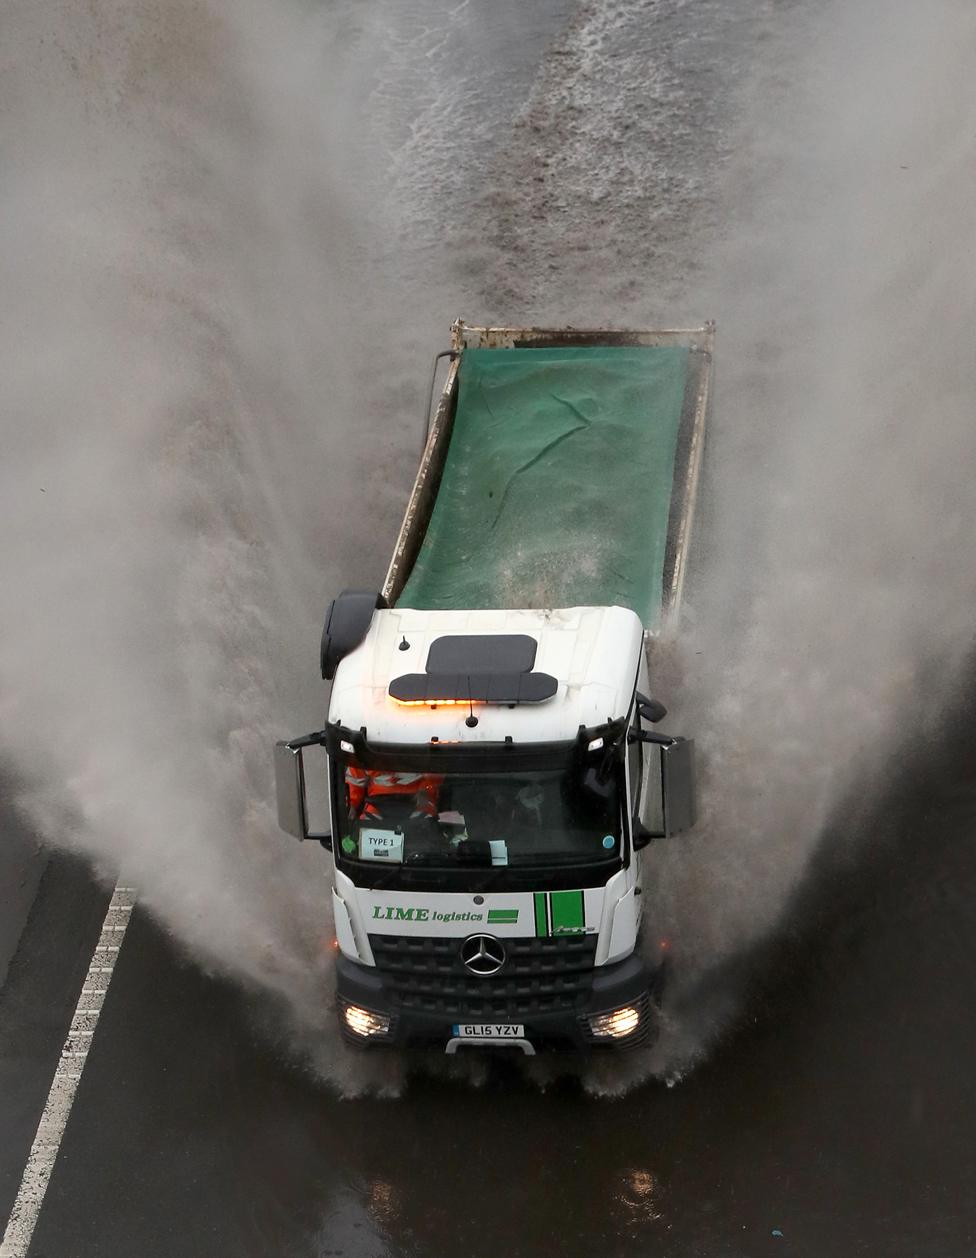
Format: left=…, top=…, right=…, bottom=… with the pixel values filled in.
left=275, top=319, right=713, bottom=1053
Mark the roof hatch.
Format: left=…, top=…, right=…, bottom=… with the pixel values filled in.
left=388, top=633, right=557, bottom=706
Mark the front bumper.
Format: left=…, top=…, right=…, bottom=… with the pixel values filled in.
left=335, top=951, right=659, bottom=1052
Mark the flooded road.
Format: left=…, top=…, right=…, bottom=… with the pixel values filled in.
left=3, top=0, right=976, bottom=1253
left=5, top=691, right=976, bottom=1256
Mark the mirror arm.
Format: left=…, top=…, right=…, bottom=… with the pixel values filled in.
left=628, top=729, right=678, bottom=747
left=286, top=729, right=329, bottom=750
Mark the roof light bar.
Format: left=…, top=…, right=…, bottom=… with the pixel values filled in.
left=388, top=671, right=558, bottom=706
left=390, top=697, right=484, bottom=709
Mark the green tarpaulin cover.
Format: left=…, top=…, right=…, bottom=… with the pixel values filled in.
left=397, top=345, right=689, bottom=627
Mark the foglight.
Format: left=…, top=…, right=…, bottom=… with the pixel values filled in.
left=342, top=1004, right=392, bottom=1039
left=587, top=1005, right=642, bottom=1040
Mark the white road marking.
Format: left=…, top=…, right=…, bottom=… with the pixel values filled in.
left=0, top=884, right=135, bottom=1258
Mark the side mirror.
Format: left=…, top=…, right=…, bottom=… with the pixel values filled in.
left=661, top=737, right=696, bottom=835
left=274, top=740, right=332, bottom=848
left=632, top=821, right=655, bottom=851
left=630, top=732, right=697, bottom=839
left=637, top=694, right=668, bottom=724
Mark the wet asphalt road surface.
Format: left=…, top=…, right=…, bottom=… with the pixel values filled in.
left=3, top=684, right=975, bottom=1257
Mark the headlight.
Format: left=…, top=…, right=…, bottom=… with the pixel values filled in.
left=587, top=1004, right=642, bottom=1040
left=342, top=1003, right=392, bottom=1039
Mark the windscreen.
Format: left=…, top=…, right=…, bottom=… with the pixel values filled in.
left=332, top=753, right=622, bottom=871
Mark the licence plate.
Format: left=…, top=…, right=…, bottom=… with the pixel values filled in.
left=452, top=1023, right=525, bottom=1039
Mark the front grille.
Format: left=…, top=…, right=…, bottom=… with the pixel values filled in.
left=368, top=933, right=598, bottom=1019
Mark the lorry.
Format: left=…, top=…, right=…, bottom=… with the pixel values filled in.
left=274, top=318, right=713, bottom=1054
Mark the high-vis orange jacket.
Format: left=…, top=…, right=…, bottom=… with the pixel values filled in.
left=344, top=764, right=443, bottom=820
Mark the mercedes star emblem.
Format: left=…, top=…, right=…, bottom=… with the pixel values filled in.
left=459, top=933, right=506, bottom=977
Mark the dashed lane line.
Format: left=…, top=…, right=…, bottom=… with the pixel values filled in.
left=0, top=885, right=136, bottom=1258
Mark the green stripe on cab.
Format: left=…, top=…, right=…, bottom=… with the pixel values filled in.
left=549, top=890, right=585, bottom=935
left=534, top=893, right=548, bottom=937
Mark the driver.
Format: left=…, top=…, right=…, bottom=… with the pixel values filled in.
left=344, top=762, right=443, bottom=822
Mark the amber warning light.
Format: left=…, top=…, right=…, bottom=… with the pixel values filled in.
left=390, top=696, right=484, bottom=709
